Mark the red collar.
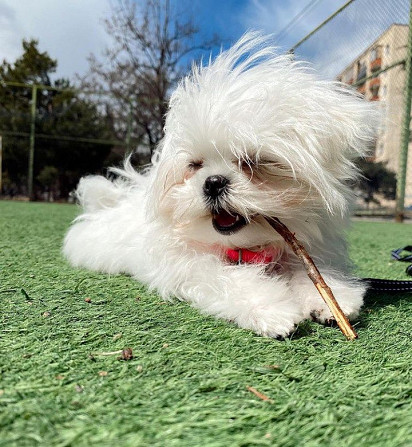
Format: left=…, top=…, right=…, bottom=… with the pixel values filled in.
left=225, top=247, right=277, bottom=265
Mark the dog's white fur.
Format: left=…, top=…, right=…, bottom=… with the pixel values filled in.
left=63, top=33, right=378, bottom=338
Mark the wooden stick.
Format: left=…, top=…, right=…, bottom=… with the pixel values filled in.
left=264, top=216, right=358, bottom=340
left=246, top=386, right=273, bottom=403
left=90, top=350, right=123, bottom=356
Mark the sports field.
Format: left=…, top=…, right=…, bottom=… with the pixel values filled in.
left=1, top=200, right=411, bottom=446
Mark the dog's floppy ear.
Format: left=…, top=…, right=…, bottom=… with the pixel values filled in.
left=294, top=83, right=380, bottom=216
left=324, top=84, right=380, bottom=161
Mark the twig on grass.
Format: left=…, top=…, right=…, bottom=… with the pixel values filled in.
left=20, top=288, right=32, bottom=301
left=91, top=350, right=123, bottom=357
left=246, top=386, right=273, bottom=403
left=90, top=348, right=134, bottom=361
left=264, top=216, right=358, bottom=341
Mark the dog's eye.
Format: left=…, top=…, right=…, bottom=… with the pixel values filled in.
left=240, top=158, right=289, bottom=179
left=241, top=159, right=255, bottom=175
left=241, top=158, right=286, bottom=171
left=259, top=160, right=287, bottom=170
left=188, top=160, right=203, bottom=170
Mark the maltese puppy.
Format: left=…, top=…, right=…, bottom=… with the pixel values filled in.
left=64, top=33, right=377, bottom=338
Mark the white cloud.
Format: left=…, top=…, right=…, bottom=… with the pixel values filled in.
left=0, top=0, right=111, bottom=80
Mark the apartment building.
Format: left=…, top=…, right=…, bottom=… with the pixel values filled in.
left=337, top=24, right=412, bottom=207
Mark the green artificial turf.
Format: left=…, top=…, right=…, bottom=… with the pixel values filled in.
left=1, top=200, right=412, bottom=447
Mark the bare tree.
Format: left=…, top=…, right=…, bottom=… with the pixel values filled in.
left=83, top=0, right=218, bottom=159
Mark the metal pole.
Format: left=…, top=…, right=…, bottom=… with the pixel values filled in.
left=28, top=84, right=37, bottom=200
left=125, top=99, right=133, bottom=154
left=395, top=0, right=412, bottom=222
left=289, top=0, right=356, bottom=52
left=352, top=59, right=405, bottom=87
left=0, top=135, right=2, bottom=195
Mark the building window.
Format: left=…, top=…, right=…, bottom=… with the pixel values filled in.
left=385, top=45, right=390, bottom=56
left=371, top=86, right=380, bottom=99
left=370, top=47, right=382, bottom=71
left=356, top=61, right=367, bottom=83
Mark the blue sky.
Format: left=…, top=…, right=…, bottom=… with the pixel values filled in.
left=188, top=0, right=344, bottom=50
left=0, top=0, right=409, bottom=81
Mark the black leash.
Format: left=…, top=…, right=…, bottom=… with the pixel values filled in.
left=361, top=278, right=412, bottom=293
left=362, top=246, right=412, bottom=293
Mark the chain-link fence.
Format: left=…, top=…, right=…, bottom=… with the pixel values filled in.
left=2, top=0, right=412, bottom=215
left=290, top=0, right=412, bottom=219
left=0, top=82, right=151, bottom=200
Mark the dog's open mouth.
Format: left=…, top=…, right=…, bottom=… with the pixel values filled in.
left=212, top=209, right=247, bottom=235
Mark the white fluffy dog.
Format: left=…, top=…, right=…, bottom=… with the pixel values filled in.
left=64, top=33, right=377, bottom=338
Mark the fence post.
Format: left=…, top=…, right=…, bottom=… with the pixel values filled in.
left=0, top=135, right=2, bottom=194
left=395, top=0, right=412, bottom=222
left=126, top=99, right=133, bottom=154
left=28, top=84, right=37, bottom=201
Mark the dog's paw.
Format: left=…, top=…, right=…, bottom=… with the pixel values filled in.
left=255, top=318, right=297, bottom=339
left=304, top=280, right=366, bottom=325
left=239, top=306, right=302, bottom=339
left=310, top=308, right=339, bottom=326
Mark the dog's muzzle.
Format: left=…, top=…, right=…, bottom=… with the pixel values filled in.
left=203, top=175, right=248, bottom=235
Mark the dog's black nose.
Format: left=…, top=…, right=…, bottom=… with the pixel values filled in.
left=203, top=175, right=230, bottom=198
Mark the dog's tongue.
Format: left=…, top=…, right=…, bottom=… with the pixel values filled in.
left=214, top=210, right=238, bottom=227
